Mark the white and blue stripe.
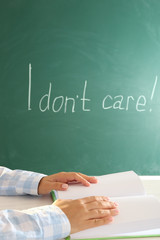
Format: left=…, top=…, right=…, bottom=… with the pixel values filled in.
left=0, top=166, right=71, bottom=239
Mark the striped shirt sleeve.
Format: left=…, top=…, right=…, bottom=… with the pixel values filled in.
left=0, top=166, right=46, bottom=195
left=0, top=205, right=71, bottom=240
left=0, top=166, right=71, bottom=239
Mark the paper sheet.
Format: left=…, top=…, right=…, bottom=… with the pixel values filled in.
left=58, top=171, right=145, bottom=200
left=71, top=195, right=160, bottom=239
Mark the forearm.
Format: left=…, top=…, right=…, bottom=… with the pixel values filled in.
left=0, top=205, right=71, bottom=240
left=0, top=166, right=45, bottom=195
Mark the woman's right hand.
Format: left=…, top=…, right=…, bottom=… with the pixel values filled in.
left=53, top=196, right=119, bottom=234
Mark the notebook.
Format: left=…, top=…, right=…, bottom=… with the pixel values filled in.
left=56, top=171, right=160, bottom=239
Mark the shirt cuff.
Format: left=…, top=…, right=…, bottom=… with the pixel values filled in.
left=22, top=204, right=71, bottom=239
left=15, top=171, right=46, bottom=195
left=0, top=167, right=46, bottom=196
left=49, top=205, right=71, bottom=239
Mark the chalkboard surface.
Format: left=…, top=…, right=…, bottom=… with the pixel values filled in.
left=1, top=0, right=160, bottom=175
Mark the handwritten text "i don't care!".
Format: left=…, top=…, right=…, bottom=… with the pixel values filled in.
left=27, top=64, right=158, bottom=113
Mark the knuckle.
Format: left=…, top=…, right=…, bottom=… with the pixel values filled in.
left=100, top=201, right=106, bottom=208
left=71, top=172, right=78, bottom=178
left=103, top=201, right=113, bottom=209
left=95, top=209, right=100, bottom=215
left=91, top=196, right=99, bottom=203
left=94, top=218, right=99, bottom=224
left=77, top=198, right=83, bottom=204
left=86, top=196, right=95, bottom=202
left=88, top=218, right=99, bottom=227
left=76, top=199, right=85, bottom=208
left=105, top=202, right=112, bottom=208
left=94, top=209, right=101, bottom=216
left=93, top=218, right=105, bottom=227
left=91, top=196, right=97, bottom=201
left=110, top=201, right=116, bottom=207
left=102, top=217, right=110, bottom=224
left=98, top=209, right=110, bottom=217
left=94, top=196, right=104, bottom=202
left=94, top=216, right=111, bottom=226
left=105, top=209, right=111, bottom=216
left=101, top=209, right=109, bottom=216
left=90, top=215, right=113, bottom=228
left=94, top=201, right=99, bottom=207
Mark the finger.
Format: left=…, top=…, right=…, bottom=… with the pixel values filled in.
left=46, top=182, right=69, bottom=191
left=71, top=215, right=113, bottom=234
left=87, top=216, right=114, bottom=229
left=88, top=207, right=119, bottom=220
left=86, top=200, right=117, bottom=210
left=89, top=209, right=111, bottom=219
left=110, top=208, right=119, bottom=216
left=50, top=172, right=97, bottom=186
left=67, top=172, right=92, bottom=186
left=78, top=173, right=98, bottom=183
left=79, top=196, right=109, bottom=204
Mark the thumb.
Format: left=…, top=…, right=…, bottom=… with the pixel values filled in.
left=51, top=182, right=69, bottom=191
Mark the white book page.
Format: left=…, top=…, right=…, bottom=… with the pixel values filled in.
left=113, top=228, right=160, bottom=237
left=71, top=195, right=160, bottom=239
left=58, top=171, right=145, bottom=199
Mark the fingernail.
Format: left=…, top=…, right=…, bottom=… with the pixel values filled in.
left=92, top=176, right=97, bottom=179
left=105, top=197, right=110, bottom=201
left=86, top=182, right=90, bottom=186
left=114, top=202, right=119, bottom=207
left=108, top=216, right=113, bottom=221
left=91, top=177, right=98, bottom=182
left=114, top=209, right=119, bottom=214
left=62, top=184, right=68, bottom=189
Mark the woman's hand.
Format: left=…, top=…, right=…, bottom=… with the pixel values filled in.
left=38, top=172, right=97, bottom=194
left=54, top=196, right=119, bottom=234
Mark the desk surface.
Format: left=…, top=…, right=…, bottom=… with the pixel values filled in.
left=0, top=176, right=160, bottom=240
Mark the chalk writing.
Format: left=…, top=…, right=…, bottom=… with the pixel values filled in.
left=28, top=64, right=157, bottom=113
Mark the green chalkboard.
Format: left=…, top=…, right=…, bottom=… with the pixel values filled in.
left=1, top=0, right=160, bottom=175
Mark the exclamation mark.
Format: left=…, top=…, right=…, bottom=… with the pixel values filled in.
left=150, top=75, right=158, bottom=112
left=28, top=63, right=32, bottom=110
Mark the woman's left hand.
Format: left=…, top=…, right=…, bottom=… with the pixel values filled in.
left=38, top=172, right=97, bottom=194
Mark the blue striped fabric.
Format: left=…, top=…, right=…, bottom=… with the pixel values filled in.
left=0, top=167, right=71, bottom=239
left=0, top=166, right=45, bottom=195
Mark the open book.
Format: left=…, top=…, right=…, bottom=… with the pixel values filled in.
left=56, top=171, right=160, bottom=239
